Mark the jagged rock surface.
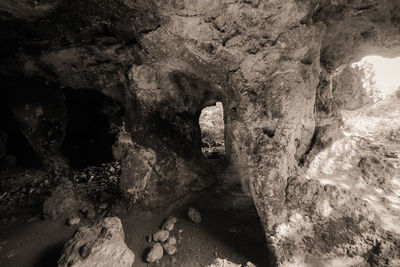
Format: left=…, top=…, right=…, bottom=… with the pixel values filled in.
left=1, top=0, right=400, bottom=266
left=58, top=217, right=134, bottom=267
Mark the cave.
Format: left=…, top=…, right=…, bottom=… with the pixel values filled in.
left=1, top=1, right=400, bottom=267
left=199, top=102, right=226, bottom=159
left=61, top=88, right=123, bottom=170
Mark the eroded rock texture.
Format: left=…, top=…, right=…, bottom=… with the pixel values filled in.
left=58, top=217, right=135, bottom=267
left=1, top=0, right=400, bottom=266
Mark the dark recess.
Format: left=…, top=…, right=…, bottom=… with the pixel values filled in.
left=0, top=88, right=42, bottom=169
left=61, top=88, right=124, bottom=170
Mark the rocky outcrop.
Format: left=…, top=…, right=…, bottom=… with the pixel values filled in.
left=58, top=217, right=134, bottom=267
left=113, top=130, right=157, bottom=198
left=1, top=0, right=400, bottom=266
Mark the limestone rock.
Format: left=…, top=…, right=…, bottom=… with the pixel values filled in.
left=161, top=216, right=177, bottom=231
left=162, top=243, right=177, bottom=255
left=188, top=207, right=202, bottom=224
left=166, top=236, right=177, bottom=245
left=146, top=242, right=163, bottom=263
left=58, top=217, right=134, bottom=267
left=153, top=230, right=169, bottom=242
left=67, top=216, right=80, bottom=226
left=113, top=131, right=156, bottom=197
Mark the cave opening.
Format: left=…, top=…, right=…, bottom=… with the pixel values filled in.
left=61, top=88, right=124, bottom=170
left=199, top=102, right=226, bottom=159
left=341, top=55, right=400, bottom=137
left=352, top=55, right=400, bottom=101
left=307, top=54, right=400, bottom=228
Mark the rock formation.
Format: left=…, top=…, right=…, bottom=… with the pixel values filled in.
left=58, top=217, right=135, bottom=267
left=1, top=0, right=400, bottom=266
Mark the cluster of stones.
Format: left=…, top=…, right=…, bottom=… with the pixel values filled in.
left=146, top=207, right=202, bottom=263
left=146, top=216, right=179, bottom=263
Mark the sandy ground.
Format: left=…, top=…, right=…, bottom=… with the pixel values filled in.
left=0, top=183, right=271, bottom=267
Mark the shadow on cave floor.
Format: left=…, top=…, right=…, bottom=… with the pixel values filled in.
left=0, top=214, right=75, bottom=267
left=123, top=185, right=272, bottom=267
left=0, top=183, right=271, bottom=267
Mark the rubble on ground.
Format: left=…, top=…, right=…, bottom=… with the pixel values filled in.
left=146, top=215, right=179, bottom=262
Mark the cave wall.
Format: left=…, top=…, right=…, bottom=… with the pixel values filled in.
left=1, top=0, right=400, bottom=266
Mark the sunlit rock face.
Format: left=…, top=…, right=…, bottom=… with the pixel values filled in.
left=1, top=0, right=400, bottom=266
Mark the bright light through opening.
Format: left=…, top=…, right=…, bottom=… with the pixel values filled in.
left=352, top=56, right=400, bottom=98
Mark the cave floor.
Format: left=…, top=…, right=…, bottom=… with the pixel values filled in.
left=0, top=178, right=270, bottom=267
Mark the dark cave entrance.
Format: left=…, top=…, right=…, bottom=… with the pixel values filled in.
left=199, top=102, right=226, bottom=159
left=0, top=90, right=42, bottom=170
left=61, top=89, right=124, bottom=170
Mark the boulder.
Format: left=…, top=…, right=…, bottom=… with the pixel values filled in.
left=58, top=217, right=134, bottom=267
left=113, top=131, right=156, bottom=197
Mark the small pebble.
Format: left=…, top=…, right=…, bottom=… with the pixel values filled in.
left=162, top=216, right=177, bottom=231
left=146, top=243, right=163, bottom=262
left=166, top=236, right=177, bottom=245
left=67, top=216, right=80, bottom=226
left=163, top=243, right=177, bottom=255
left=153, top=230, right=169, bottom=242
left=188, top=207, right=202, bottom=223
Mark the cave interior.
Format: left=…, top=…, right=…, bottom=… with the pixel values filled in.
left=0, top=0, right=400, bottom=267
